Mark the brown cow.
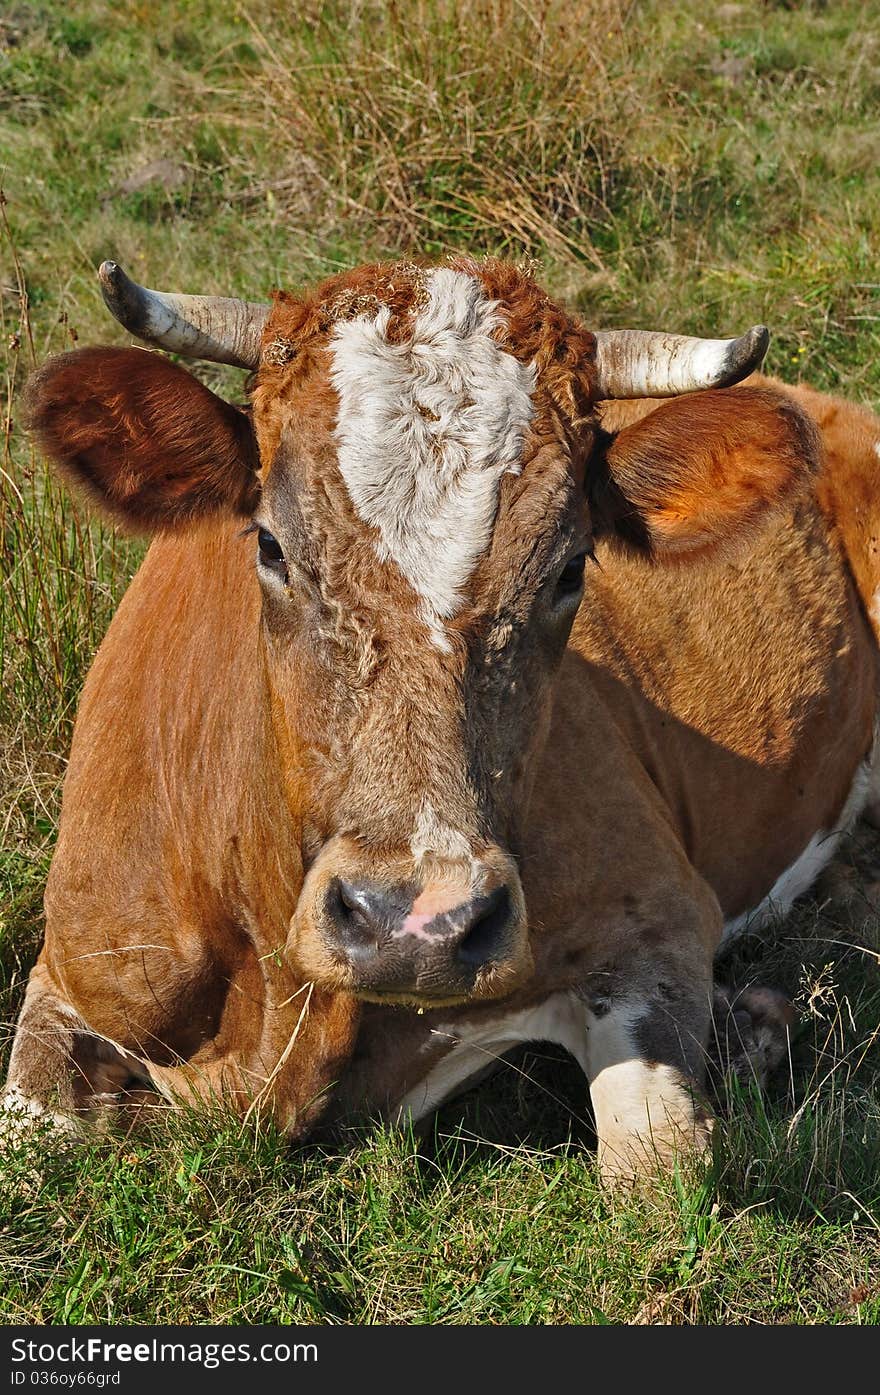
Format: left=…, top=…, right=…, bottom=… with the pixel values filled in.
left=5, top=256, right=879, bottom=1183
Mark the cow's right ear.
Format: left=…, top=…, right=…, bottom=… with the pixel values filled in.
left=25, top=347, right=259, bottom=531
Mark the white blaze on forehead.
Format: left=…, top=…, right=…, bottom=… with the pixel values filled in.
left=329, top=268, right=536, bottom=625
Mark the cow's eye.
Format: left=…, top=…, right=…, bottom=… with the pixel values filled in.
left=555, top=552, right=587, bottom=599
left=257, top=527, right=286, bottom=573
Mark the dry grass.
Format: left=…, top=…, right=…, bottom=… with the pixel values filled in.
left=230, top=0, right=631, bottom=262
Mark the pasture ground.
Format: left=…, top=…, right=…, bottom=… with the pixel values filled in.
left=1, top=0, right=880, bottom=1324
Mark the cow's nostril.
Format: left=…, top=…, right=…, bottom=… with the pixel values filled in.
left=337, top=880, right=360, bottom=916
left=325, top=877, right=380, bottom=955
left=316, top=873, right=523, bottom=992
left=456, top=885, right=512, bottom=966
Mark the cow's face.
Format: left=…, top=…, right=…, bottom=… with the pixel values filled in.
left=29, top=258, right=801, bottom=1007
left=250, top=263, right=600, bottom=1003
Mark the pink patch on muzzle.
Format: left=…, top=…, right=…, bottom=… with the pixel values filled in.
left=397, top=884, right=472, bottom=940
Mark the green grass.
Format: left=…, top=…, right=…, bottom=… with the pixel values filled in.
left=2, top=0, right=880, bottom=1325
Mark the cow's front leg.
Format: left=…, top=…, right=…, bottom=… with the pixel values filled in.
left=584, top=972, right=714, bottom=1186
left=2, top=955, right=150, bottom=1140
left=5, top=926, right=361, bottom=1143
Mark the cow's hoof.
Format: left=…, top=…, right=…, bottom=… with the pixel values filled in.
left=709, top=984, right=795, bottom=1091
left=596, top=1099, right=719, bottom=1188
left=597, top=1114, right=714, bottom=1192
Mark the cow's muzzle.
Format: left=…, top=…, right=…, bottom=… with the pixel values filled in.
left=287, top=840, right=532, bottom=1006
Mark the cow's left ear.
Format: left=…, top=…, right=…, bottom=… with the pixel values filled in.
left=589, top=387, right=820, bottom=558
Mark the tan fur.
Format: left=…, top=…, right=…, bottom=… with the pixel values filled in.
left=597, top=387, right=819, bottom=557
left=6, top=260, right=879, bottom=1182
left=35, top=519, right=358, bottom=1132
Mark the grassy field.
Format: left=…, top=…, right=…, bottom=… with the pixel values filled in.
left=2, top=0, right=880, bottom=1324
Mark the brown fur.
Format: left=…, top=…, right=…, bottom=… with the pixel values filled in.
left=33, top=517, right=359, bottom=1132
left=597, top=387, right=820, bottom=558
left=7, top=259, right=878, bottom=1181
left=790, top=380, right=880, bottom=637
left=602, top=373, right=880, bottom=627
left=25, top=348, right=259, bottom=531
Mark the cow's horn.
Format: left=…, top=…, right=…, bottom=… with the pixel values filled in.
left=592, top=325, right=770, bottom=399
left=98, top=261, right=270, bottom=370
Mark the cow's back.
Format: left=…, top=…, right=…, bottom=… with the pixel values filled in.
left=786, top=379, right=880, bottom=644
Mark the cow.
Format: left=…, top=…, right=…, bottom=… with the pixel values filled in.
left=4, top=255, right=880, bottom=1185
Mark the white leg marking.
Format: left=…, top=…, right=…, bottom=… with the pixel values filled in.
left=395, top=993, right=588, bottom=1124
left=586, top=1003, right=709, bottom=1181
left=0, top=1085, right=83, bottom=1142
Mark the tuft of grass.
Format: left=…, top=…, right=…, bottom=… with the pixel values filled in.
left=2, top=0, right=880, bottom=1325
left=228, top=0, right=630, bottom=265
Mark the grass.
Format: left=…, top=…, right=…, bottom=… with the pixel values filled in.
left=2, top=0, right=880, bottom=1324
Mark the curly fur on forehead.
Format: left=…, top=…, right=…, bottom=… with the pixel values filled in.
left=254, top=259, right=599, bottom=640
left=329, top=266, right=540, bottom=632
left=258, top=257, right=599, bottom=420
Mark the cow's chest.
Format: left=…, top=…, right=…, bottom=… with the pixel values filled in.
left=391, top=993, right=590, bottom=1123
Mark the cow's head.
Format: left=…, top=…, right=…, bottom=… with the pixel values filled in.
left=28, top=258, right=806, bottom=1008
